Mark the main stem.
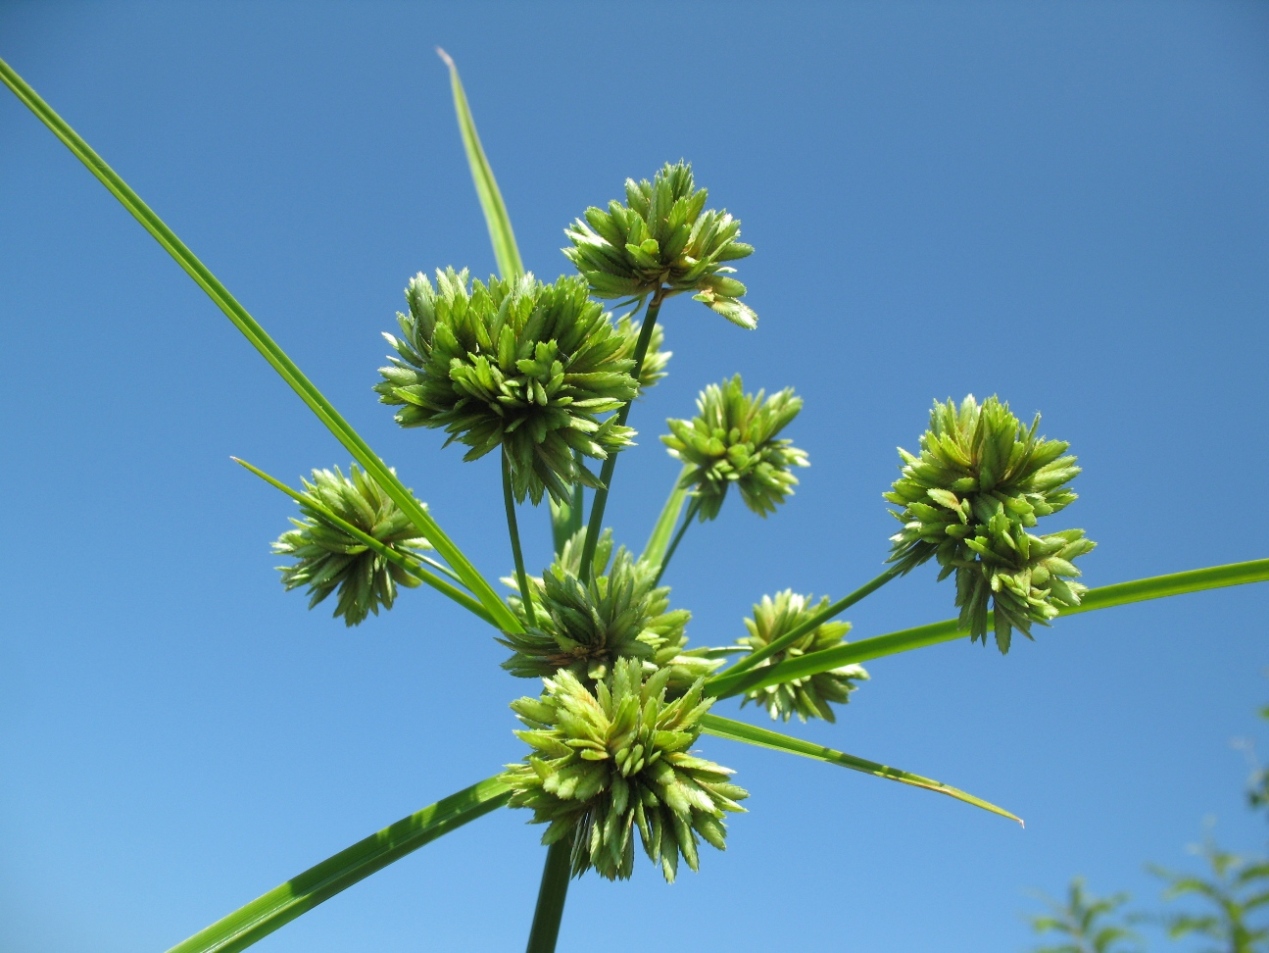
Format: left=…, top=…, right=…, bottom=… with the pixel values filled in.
left=524, top=839, right=573, bottom=953
left=719, top=565, right=903, bottom=682
left=578, top=290, right=666, bottom=584
left=502, top=449, right=536, bottom=627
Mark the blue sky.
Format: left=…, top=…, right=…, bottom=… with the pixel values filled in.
left=2, top=2, right=1268, bottom=951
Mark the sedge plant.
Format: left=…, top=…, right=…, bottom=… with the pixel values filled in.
left=3, top=50, right=1269, bottom=953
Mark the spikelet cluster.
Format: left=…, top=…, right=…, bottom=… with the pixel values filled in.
left=739, top=591, right=868, bottom=723
left=376, top=269, right=647, bottom=505
left=663, top=375, right=809, bottom=521
left=500, top=531, right=715, bottom=687
left=564, top=162, right=757, bottom=329
left=273, top=465, right=429, bottom=626
left=885, top=395, right=1096, bottom=652
left=502, top=658, right=747, bottom=882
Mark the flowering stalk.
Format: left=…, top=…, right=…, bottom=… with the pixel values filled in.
left=504, top=448, right=538, bottom=628
left=577, top=291, right=666, bottom=584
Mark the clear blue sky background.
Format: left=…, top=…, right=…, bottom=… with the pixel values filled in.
left=2, top=3, right=1267, bottom=951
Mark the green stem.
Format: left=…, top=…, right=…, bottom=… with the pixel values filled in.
left=503, top=449, right=537, bottom=628
left=709, top=557, right=1269, bottom=699
left=524, top=839, right=572, bottom=953
left=652, top=497, right=701, bottom=586
left=721, top=566, right=902, bottom=681
left=548, top=452, right=586, bottom=555
left=233, top=458, right=495, bottom=627
left=578, top=291, right=665, bottom=583
left=0, top=57, right=524, bottom=635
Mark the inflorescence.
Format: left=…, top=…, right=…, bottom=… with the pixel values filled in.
left=376, top=269, right=654, bottom=505
left=564, top=162, right=758, bottom=329
left=500, top=530, right=716, bottom=689
left=739, top=591, right=869, bottom=723
left=664, top=375, right=809, bottom=521
left=273, top=465, right=430, bottom=626
left=885, top=395, right=1095, bottom=652
left=500, top=658, right=748, bottom=882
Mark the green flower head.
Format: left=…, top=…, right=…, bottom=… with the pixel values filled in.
left=272, top=465, right=429, bottom=626
left=885, top=395, right=1096, bottom=652
left=500, top=530, right=706, bottom=686
left=501, top=658, right=747, bottom=882
left=564, top=161, right=757, bottom=329
left=739, top=591, right=869, bottom=723
left=663, top=375, right=809, bottom=521
left=376, top=268, right=651, bottom=505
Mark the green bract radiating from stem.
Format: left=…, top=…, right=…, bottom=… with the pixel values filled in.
left=504, top=449, right=538, bottom=628
left=438, top=49, right=524, bottom=280
left=701, top=714, right=1021, bottom=824
left=164, top=777, right=512, bottom=953
left=0, top=56, right=523, bottom=638
left=708, top=559, right=1269, bottom=699
left=578, top=292, right=666, bottom=583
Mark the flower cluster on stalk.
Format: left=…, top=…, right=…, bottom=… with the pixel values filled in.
left=564, top=162, right=758, bottom=329
left=272, top=465, right=429, bottom=626
left=663, top=375, right=809, bottom=521
left=501, top=658, right=747, bottom=882
left=739, top=591, right=869, bottom=723
left=376, top=268, right=654, bottom=505
left=500, top=530, right=715, bottom=689
left=885, top=395, right=1095, bottom=652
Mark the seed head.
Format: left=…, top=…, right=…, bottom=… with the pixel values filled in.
left=502, top=658, right=747, bottom=882
left=663, top=375, right=809, bottom=521
left=564, top=162, right=757, bottom=328
left=272, top=465, right=429, bottom=626
left=885, top=395, right=1096, bottom=652
left=376, top=269, right=649, bottom=505
left=739, top=591, right=868, bottom=723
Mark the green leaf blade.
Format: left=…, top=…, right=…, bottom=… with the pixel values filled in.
left=710, top=558, right=1269, bottom=698
left=0, top=56, right=522, bottom=636
left=700, top=714, right=1021, bottom=824
left=641, top=467, right=690, bottom=567
left=164, top=776, right=512, bottom=953
left=438, top=48, right=523, bottom=279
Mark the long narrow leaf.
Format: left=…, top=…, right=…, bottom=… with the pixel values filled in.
left=438, top=49, right=523, bottom=279
left=232, top=458, right=495, bottom=626
left=701, top=714, right=1021, bottom=824
left=641, top=467, right=690, bottom=567
left=710, top=558, right=1269, bottom=698
left=0, top=57, right=522, bottom=635
left=164, top=776, right=512, bottom=953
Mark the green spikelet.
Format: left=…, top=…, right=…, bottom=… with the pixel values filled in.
left=501, top=658, right=747, bottom=882
left=272, top=465, right=430, bottom=626
left=885, top=395, right=1096, bottom=652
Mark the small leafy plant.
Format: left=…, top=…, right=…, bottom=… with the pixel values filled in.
left=3, top=51, right=1267, bottom=953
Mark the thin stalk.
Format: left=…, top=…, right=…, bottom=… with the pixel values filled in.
left=524, top=839, right=573, bottom=953
left=710, top=557, right=1269, bottom=699
left=233, top=458, right=495, bottom=627
left=652, top=497, right=701, bottom=586
left=641, top=465, right=691, bottom=566
left=720, top=565, right=902, bottom=680
left=0, top=58, right=522, bottom=635
left=578, top=291, right=665, bottom=582
left=503, top=449, right=537, bottom=628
